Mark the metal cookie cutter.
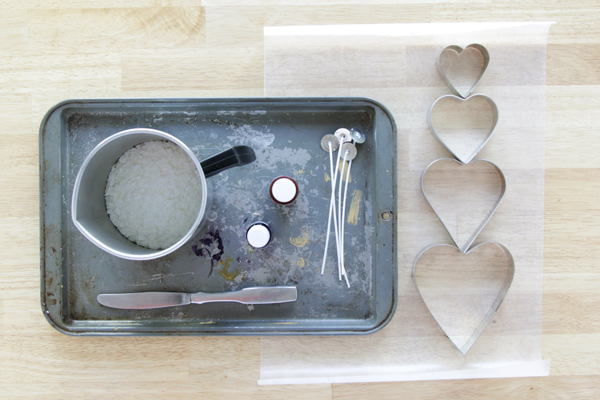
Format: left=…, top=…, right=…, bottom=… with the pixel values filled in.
left=427, top=94, right=499, bottom=165
left=413, top=241, right=515, bottom=355
left=421, top=158, right=506, bottom=253
left=437, top=44, right=490, bottom=99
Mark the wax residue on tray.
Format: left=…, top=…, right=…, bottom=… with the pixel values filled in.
left=226, top=124, right=275, bottom=149
left=259, top=146, right=312, bottom=170
left=324, top=164, right=351, bottom=183
left=290, top=227, right=310, bottom=248
left=293, top=258, right=306, bottom=268
left=218, top=257, right=240, bottom=281
left=338, top=160, right=351, bottom=182
left=347, top=190, right=363, bottom=226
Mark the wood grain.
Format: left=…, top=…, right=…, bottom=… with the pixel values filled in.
left=0, top=0, right=200, bottom=9
left=0, top=300, right=4, bottom=340
left=0, top=136, right=38, bottom=219
left=122, top=48, right=264, bottom=91
left=1, top=1, right=600, bottom=399
left=203, top=0, right=466, bottom=5
left=544, top=334, right=600, bottom=376
left=548, top=45, right=600, bottom=85
left=0, top=382, right=332, bottom=400
left=28, top=7, right=205, bottom=53
left=0, top=53, right=121, bottom=92
left=543, top=293, right=600, bottom=334
left=546, top=86, right=600, bottom=168
left=0, top=10, right=28, bottom=53
left=205, top=5, right=430, bottom=48
left=189, top=337, right=261, bottom=384
left=545, top=169, right=600, bottom=278
left=431, top=3, right=600, bottom=44
left=333, top=376, right=600, bottom=400
left=1, top=336, right=192, bottom=382
left=0, top=94, right=31, bottom=133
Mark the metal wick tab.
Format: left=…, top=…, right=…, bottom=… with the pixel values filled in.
left=349, top=128, right=366, bottom=144
left=334, top=128, right=352, bottom=144
left=320, top=134, right=339, bottom=152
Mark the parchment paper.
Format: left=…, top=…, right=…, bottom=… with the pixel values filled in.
left=260, top=22, right=552, bottom=384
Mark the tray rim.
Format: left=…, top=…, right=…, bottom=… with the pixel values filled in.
left=39, top=96, right=398, bottom=336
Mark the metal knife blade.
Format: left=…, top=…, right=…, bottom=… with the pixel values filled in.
left=97, top=292, right=191, bottom=309
left=97, top=286, right=297, bottom=310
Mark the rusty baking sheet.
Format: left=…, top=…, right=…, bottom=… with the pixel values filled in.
left=40, top=97, right=397, bottom=335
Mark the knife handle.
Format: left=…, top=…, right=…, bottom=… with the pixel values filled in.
left=191, top=286, right=297, bottom=305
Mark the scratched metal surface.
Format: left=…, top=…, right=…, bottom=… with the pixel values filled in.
left=40, top=98, right=397, bottom=335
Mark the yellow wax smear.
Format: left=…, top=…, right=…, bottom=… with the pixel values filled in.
left=290, top=227, right=310, bottom=248
left=347, top=189, right=363, bottom=226
left=218, top=257, right=240, bottom=281
left=324, top=172, right=331, bottom=182
left=338, top=160, right=351, bottom=182
left=298, top=169, right=305, bottom=174
left=293, top=258, right=306, bottom=268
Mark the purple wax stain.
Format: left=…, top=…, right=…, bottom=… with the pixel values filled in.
left=191, top=225, right=224, bottom=277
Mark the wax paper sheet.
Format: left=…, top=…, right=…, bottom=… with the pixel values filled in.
left=260, top=22, right=552, bottom=384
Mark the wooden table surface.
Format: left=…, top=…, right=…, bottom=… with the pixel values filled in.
left=1, top=1, right=599, bottom=399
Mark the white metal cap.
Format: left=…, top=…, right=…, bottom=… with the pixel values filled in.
left=270, top=176, right=298, bottom=205
left=246, top=223, right=271, bottom=248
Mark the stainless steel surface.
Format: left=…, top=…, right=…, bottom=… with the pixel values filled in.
left=192, top=286, right=297, bottom=305
left=420, top=158, right=507, bottom=253
left=413, top=242, right=514, bottom=354
left=98, top=292, right=191, bottom=309
left=40, top=97, right=397, bottom=336
left=98, top=286, right=297, bottom=309
left=436, top=43, right=490, bottom=99
left=71, top=128, right=255, bottom=261
left=71, top=128, right=208, bottom=261
left=427, top=94, right=499, bottom=165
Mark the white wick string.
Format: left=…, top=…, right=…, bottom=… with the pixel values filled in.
left=341, top=158, right=352, bottom=288
left=337, top=149, right=349, bottom=282
left=321, top=140, right=341, bottom=275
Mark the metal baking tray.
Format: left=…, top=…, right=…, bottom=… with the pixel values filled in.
left=40, top=98, right=397, bottom=335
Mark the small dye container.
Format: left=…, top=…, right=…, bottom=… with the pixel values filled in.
left=246, top=222, right=271, bottom=249
left=269, top=176, right=299, bottom=205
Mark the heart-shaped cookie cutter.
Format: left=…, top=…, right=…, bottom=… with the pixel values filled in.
left=437, top=44, right=490, bottom=99
left=427, top=94, right=499, bottom=165
left=413, top=242, right=515, bottom=355
left=421, top=158, right=506, bottom=253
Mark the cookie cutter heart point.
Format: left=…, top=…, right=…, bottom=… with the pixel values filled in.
left=437, top=44, right=490, bottom=99
left=427, top=94, right=499, bottom=165
left=413, top=242, right=515, bottom=355
left=421, top=158, right=506, bottom=253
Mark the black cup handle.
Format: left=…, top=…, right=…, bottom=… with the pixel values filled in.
left=200, top=146, right=256, bottom=178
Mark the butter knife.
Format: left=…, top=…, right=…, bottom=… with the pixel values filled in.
left=97, top=286, right=297, bottom=310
